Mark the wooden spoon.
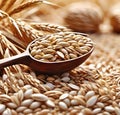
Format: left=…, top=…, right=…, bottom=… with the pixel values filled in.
left=0, top=34, right=94, bottom=74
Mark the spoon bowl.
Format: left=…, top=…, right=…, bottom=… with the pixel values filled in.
left=0, top=32, right=94, bottom=74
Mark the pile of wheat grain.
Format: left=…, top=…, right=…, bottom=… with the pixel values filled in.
left=0, top=32, right=120, bottom=114
left=0, top=0, right=120, bottom=115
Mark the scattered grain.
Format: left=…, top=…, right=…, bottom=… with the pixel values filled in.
left=0, top=104, right=6, bottom=113
left=24, top=89, right=33, bottom=98
left=7, top=102, right=17, bottom=109
left=93, top=108, right=102, bottom=114
left=85, top=90, right=95, bottom=100
left=71, top=99, right=80, bottom=106
left=68, top=83, right=80, bottom=90
left=21, top=99, right=33, bottom=106
left=32, top=93, right=48, bottom=102
left=86, top=95, right=98, bottom=107
left=59, top=93, right=69, bottom=100
left=45, top=99, right=55, bottom=108
left=29, top=101, right=41, bottom=109
left=2, top=108, right=12, bottom=115
left=23, top=109, right=33, bottom=114
left=59, top=101, right=68, bottom=110
left=38, top=109, right=50, bottom=115
left=16, top=106, right=27, bottom=112
left=104, top=106, right=115, bottom=112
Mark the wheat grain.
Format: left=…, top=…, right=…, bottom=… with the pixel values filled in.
left=21, top=99, right=33, bottom=106
left=45, top=99, right=55, bottom=108
left=7, top=102, right=17, bottom=109
left=29, top=101, right=41, bottom=109
left=0, top=1, right=120, bottom=114
left=59, top=101, right=68, bottom=110
left=32, top=93, right=48, bottom=102
left=0, top=104, right=6, bottom=113
left=86, top=95, right=98, bottom=107
left=2, top=108, right=12, bottom=115
left=29, top=32, right=93, bottom=62
left=68, top=83, right=80, bottom=90
left=16, top=106, right=27, bottom=112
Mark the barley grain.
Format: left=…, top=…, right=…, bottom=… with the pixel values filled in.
left=71, top=99, right=80, bottom=106
left=61, top=76, right=70, bottom=82
left=86, top=95, right=98, bottom=107
left=96, top=102, right=105, bottom=108
left=0, top=94, right=11, bottom=102
left=63, top=98, right=71, bottom=107
left=93, top=108, right=102, bottom=114
left=115, top=107, right=120, bottom=115
left=23, top=109, right=33, bottom=114
left=59, top=101, right=68, bottom=110
left=2, top=108, right=12, bottom=115
left=29, top=32, right=93, bottom=62
left=104, top=106, right=115, bottom=112
left=11, top=109, right=18, bottom=115
left=29, top=101, right=41, bottom=109
left=21, top=99, right=33, bottom=106
left=11, top=95, right=20, bottom=106
left=45, top=99, right=55, bottom=108
left=85, top=90, right=95, bottom=100
left=0, top=104, right=6, bottom=113
left=0, top=2, right=120, bottom=115
left=24, top=88, right=33, bottom=98
left=38, top=109, right=50, bottom=115
left=32, top=93, right=48, bottom=102
left=69, top=91, right=77, bottom=96
left=16, top=106, right=27, bottom=112
left=80, top=108, right=93, bottom=115
left=68, top=83, right=80, bottom=90
left=59, top=93, right=69, bottom=100
left=45, top=82, right=55, bottom=90
left=7, top=102, right=17, bottom=109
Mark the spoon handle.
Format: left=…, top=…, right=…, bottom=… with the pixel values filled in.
left=0, top=52, right=30, bottom=69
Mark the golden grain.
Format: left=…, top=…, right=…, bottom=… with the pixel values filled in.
left=68, top=83, right=80, bottom=90
left=0, top=104, right=6, bottom=113
left=0, top=1, right=120, bottom=115
left=86, top=95, right=98, bottom=107
left=32, top=93, right=48, bottom=102
left=59, top=93, right=69, bottom=100
left=59, top=101, right=68, bottom=110
left=29, top=32, right=93, bottom=62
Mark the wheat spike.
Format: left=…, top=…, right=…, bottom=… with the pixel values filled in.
left=3, top=0, right=17, bottom=12
left=15, top=20, right=44, bottom=43
left=9, top=0, right=57, bottom=16
left=31, top=23, right=71, bottom=33
left=0, top=0, right=8, bottom=10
